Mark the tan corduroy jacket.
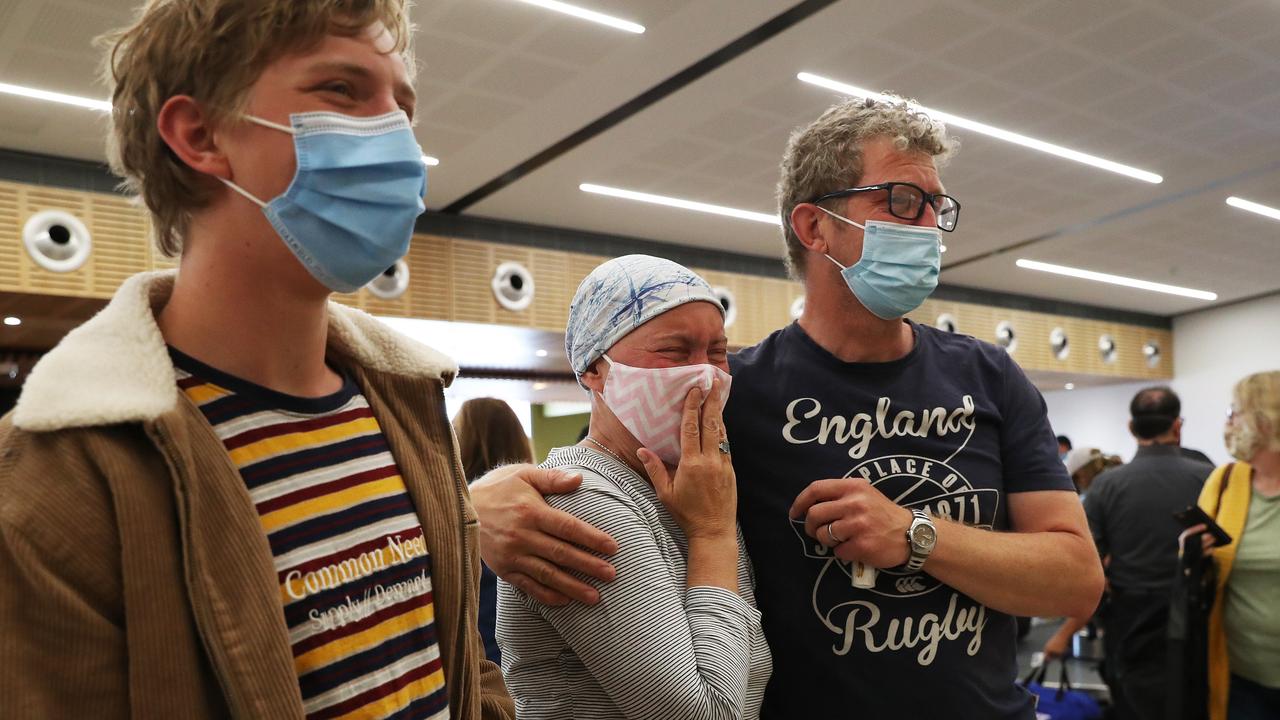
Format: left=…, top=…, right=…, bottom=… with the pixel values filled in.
left=0, top=271, right=513, bottom=719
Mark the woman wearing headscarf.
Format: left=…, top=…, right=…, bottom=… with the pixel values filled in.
left=1189, top=370, right=1280, bottom=720
left=497, top=255, right=771, bottom=720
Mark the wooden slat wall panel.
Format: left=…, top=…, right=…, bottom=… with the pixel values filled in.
left=531, top=249, right=571, bottom=331
left=405, top=234, right=451, bottom=320
left=908, top=299, right=1173, bottom=378
left=450, top=239, right=495, bottom=324
left=0, top=180, right=1173, bottom=381
left=693, top=268, right=733, bottom=343
left=0, top=182, right=21, bottom=289
left=89, top=193, right=149, bottom=295
left=360, top=283, right=411, bottom=318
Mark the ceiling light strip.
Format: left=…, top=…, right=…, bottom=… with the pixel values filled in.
left=514, top=0, right=645, bottom=33
left=1, top=81, right=443, bottom=165
left=1015, top=258, right=1217, bottom=301
left=580, top=183, right=779, bottom=224
left=1226, top=196, right=1280, bottom=221
left=0, top=81, right=112, bottom=112
left=797, top=73, right=1163, bottom=185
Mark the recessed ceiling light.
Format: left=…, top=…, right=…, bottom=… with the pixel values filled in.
left=535, top=349, right=549, bottom=358
left=796, top=72, right=1163, bottom=185
left=1064, top=382, right=1075, bottom=390
left=421, top=154, right=440, bottom=167
left=1226, top=196, right=1280, bottom=222
left=1015, top=259, right=1217, bottom=301
left=0, top=81, right=112, bottom=112
left=514, top=0, right=644, bottom=33
left=532, top=382, right=549, bottom=391
left=580, top=183, right=779, bottom=225
left=3, top=316, right=21, bottom=327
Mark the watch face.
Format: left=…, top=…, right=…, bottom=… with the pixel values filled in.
left=912, top=524, right=937, bottom=547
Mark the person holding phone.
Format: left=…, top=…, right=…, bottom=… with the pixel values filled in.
left=1185, top=371, right=1280, bottom=720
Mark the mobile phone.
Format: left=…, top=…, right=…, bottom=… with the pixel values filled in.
left=1173, top=505, right=1233, bottom=547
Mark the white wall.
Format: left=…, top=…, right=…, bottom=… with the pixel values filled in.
left=1171, top=293, right=1280, bottom=466
left=1043, top=380, right=1149, bottom=461
left=1042, top=293, right=1280, bottom=467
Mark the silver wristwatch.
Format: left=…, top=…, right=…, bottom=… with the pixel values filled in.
left=905, top=509, right=937, bottom=572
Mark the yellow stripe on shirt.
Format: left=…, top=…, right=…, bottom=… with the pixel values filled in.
left=295, top=601, right=437, bottom=673
left=258, top=475, right=406, bottom=534
left=184, top=382, right=232, bottom=405
left=228, top=416, right=382, bottom=467
left=331, top=669, right=447, bottom=720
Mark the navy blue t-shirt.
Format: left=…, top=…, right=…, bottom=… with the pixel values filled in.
left=726, top=321, right=1073, bottom=720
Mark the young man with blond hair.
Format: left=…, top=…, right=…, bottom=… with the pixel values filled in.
left=0, top=1, right=511, bottom=717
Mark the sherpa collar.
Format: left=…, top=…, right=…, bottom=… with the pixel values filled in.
left=14, top=270, right=458, bottom=432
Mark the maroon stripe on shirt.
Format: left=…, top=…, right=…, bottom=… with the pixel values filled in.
left=271, top=496, right=416, bottom=549
left=221, top=406, right=374, bottom=451
left=177, top=375, right=208, bottom=391
left=255, top=464, right=401, bottom=516
left=251, top=436, right=386, bottom=479
left=309, top=654, right=444, bottom=720
left=292, top=589, right=436, bottom=658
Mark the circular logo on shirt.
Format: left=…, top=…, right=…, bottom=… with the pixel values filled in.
left=842, top=454, right=1000, bottom=599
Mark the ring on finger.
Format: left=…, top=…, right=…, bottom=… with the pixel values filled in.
left=717, top=438, right=731, bottom=455
left=826, top=521, right=844, bottom=545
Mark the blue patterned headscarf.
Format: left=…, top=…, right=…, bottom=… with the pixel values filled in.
left=566, top=255, right=723, bottom=383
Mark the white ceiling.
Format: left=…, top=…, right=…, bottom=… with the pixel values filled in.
left=1, top=0, right=1278, bottom=316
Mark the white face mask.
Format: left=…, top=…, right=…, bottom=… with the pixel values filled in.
left=598, top=355, right=732, bottom=467
left=1225, top=417, right=1262, bottom=461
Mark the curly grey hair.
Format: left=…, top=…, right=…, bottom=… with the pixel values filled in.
left=777, top=94, right=959, bottom=279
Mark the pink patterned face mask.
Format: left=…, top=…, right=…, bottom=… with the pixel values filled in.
left=600, top=354, right=732, bottom=467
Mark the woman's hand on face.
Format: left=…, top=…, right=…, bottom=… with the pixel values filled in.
left=639, top=377, right=737, bottom=542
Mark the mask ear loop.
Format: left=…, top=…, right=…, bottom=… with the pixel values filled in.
left=815, top=205, right=866, bottom=271
left=219, top=178, right=268, bottom=209
left=243, top=114, right=296, bottom=135
left=590, top=354, right=616, bottom=404
left=217, top=114, right=299, bottom=208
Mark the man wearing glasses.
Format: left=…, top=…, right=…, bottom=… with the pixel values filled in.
left=471, top=96, right=1104, bottom=719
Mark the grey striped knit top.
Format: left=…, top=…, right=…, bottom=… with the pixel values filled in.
left=496, top=445, right=771, bottom=719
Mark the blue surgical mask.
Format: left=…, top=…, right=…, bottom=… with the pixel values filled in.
left=819, top=207, right=942, bottom=320
left=220, top=110, right=428, bottom=293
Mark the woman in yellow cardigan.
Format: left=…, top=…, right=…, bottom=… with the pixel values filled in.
left=1193, top=370, right=1280, bottom=720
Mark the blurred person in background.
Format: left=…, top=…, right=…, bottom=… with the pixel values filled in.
left=1084, top=386, right=1214, bottom=719
left=453, top=398, right=534, bottom=665
left=1059, top=434, right=1074, bottom=461
left=1041, top=449, right=1122, bottom=664
left=1064, top=446, right=1106, bottom=498
left=1188, top=371, right=1280, bottom=720
left=495, top=255, right=771, bottom=719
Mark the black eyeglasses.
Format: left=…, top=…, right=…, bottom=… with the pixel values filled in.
left=810, top=182, right=961, bottom=232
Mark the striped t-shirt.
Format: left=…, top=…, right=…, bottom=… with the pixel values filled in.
left=172, top=348, right=450, bottom=720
